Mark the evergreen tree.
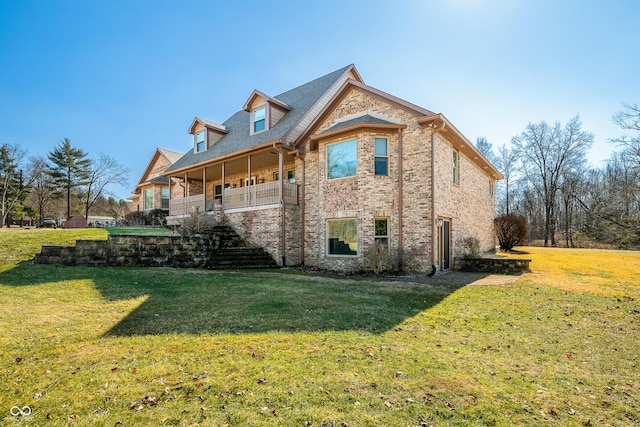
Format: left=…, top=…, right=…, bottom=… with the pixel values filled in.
left=48, top=138, right=91, bottom=219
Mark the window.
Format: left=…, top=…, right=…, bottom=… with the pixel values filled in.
left=161, top=187, right=169, bottom=209
left=273, top=170, right=295, bottom=182
left=196, top=131, right=205, bottom=152
left=327, top=139, right=357, bottom=180
left=489, top=179, right=495, bottom=197
left=374, top=137, right=388, bottom=176
left=327, top=218, right=358, bottom=256
left=375, top=217, right=389, bottom=248
left=253, top=106, right=266, bottom=133
left=453, top=150, right=460, bottom=185
left=144, top=189, right=153, bottom=210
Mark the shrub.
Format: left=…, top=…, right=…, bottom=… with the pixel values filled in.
left=494, top=214, right=528, bottom=251
left=458, top=236, right=481, bottom=257
left=363, top=243, right=397, bottom=274
left=124, top=210, right=146, bottom=226
left=176, top=210, right=216, bottom=238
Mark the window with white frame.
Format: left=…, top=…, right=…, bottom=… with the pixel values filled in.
left=453, top=150, right=460, bottom=185
left=489, top=179, right=495, bottom=197
left=327, top=139, right=357, bottom=180
left=253, top=106, right=266, bottom=133
left=195, top=131, right=205, bottom=152
left=374, top=217, right=389, bottom=248
left=374, top=137, right=388, bottom=176
left=327, top=218, right=358, bottom=256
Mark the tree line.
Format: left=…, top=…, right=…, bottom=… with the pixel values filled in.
left=0, top=138, right=129, bottom=227
left=478, top=103, right=640, bottom=249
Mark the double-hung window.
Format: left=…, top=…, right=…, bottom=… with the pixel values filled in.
left=375, top=217, right=389, bottom=248
left=327, top=139, right=357, bottom=180
left=374, top=137, right=388, bottom=176
left=144, top=189, right=153, bottom=210
left=161, top=187, right=169, bottom=209
left=253, top=106, right=266, bottom=133
left=196, top=131, right=205, bottom=152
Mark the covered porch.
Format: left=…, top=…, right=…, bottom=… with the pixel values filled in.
left=166, top=147, right=298, bottom=216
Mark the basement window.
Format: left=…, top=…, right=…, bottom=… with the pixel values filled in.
left=327, top=218, right=358, bottom=256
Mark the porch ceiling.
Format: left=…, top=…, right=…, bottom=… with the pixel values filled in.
left=184, top=149, right=295, bottom=181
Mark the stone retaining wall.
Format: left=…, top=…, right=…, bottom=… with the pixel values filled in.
left=36, top=235, right=220, bottom=268
left=453, top=257, right=531, bottom=274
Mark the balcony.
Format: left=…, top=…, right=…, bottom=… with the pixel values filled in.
left=169, top=181, right=298, bottom=216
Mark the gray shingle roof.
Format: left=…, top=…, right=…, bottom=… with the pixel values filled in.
left=165, top=65, right=353, bottom=173
left=321, top=115, right=398, bottom=134
left=148, top=176, right=170, bottom=184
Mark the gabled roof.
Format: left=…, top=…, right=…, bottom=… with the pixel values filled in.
left=188, top=117, right=227, bottom=135
left=157, top=148, right=183, bottom=164
left=311, top=114, right=406, bottom=141
left=164, top=64, right=361, bottom=174
left=242, top=90, right=291, bottom=112
left=297, top=79, right=435, bottom=146
left=135, top=147, right=183, bottom=188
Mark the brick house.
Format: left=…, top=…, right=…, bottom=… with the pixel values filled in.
left=159, top=64, right=502, bottom=272
left=130, top=148, right=183, bottom=212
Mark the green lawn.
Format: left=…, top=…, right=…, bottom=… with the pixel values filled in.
left=106, top=227, right=174, bottom=236
left=0, top=229, right=638, bottom=426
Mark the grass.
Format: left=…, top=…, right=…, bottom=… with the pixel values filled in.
left=0, top=230, right=638, bottom=426
left=106, top=227, right=174, bottom=236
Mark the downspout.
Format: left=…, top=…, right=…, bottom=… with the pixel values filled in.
left=430, top=122, right=445, bottom=271
left=397, top=129, right=404, bottom=268
left=431, top=129, right=437, bottom=271
left=299, top=151, right=306, bottom=266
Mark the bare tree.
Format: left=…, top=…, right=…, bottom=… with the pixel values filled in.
left=24, top=156, right=57, bottom=222
left=612, top=102, right=640, bottom=169
left=495, top=144, right=519, bottom=215
left=0, top=144, right=45, bottom=227
left=82, top=154, right=130, bottom=219
left=475, top=136, right=498, bottom=166
left=511, top=115, right=593, bottom=246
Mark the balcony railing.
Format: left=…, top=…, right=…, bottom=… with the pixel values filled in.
left=168, top=182, right=298, bottom=216
left=169, top=194, right=205, bottom=216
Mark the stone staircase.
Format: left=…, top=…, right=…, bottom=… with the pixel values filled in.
left=209, top=225, right=278, bottom=269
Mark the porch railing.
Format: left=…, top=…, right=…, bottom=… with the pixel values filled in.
left=168, top=182, right=298, bottom=216
left=169, top=194, right=205, bottom=216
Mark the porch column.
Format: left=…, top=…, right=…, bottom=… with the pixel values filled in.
left=184, top=173, right=189, bottom=197
left=247, top=155, right=251, bottom=185
left=221, top=162, right=226, bottom=207
left=202, top=168, right=206, bottom=210
left=278, top=148, right=285, bottom=266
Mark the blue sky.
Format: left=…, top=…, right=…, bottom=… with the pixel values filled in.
left=1, top=0, right=638, bottom=200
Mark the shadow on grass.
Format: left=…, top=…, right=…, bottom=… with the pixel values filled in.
left=0, top=262, right=486, bottom=336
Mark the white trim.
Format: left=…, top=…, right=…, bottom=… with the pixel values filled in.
left=251, top=104, right=268, bottom=135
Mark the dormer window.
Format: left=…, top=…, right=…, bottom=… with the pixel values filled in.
left=196, top=131, right=205, bottom=152
left=253, top=106, right=266, bottom=133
